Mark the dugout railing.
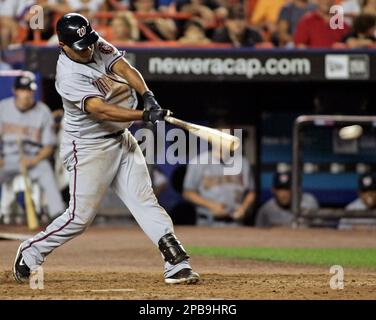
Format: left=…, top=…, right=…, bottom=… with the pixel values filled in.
left=292, top=115, right=376, bottom=227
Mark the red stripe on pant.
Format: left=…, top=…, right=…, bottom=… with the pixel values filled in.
left=21, top=140, right=78, bottom=254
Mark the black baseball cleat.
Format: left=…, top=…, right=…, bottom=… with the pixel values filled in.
left=13, top=245, right=30, bottom=283
left=165, top=268, right=200, bottom=284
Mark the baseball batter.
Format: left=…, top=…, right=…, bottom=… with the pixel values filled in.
left=13, top=13, right=199, bottom=285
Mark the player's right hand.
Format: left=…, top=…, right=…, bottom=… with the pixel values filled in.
left=209, top=202, right=228, bottom=217
left=142, top=109, right=171, bottom=124
left=20, top=157, right=37, bottom=169
left=142, top=91, right=161, bottom=110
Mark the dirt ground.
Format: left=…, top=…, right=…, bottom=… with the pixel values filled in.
left=1, top=225, right=376, bottom=300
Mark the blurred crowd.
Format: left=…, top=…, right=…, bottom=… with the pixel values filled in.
left=1, top=0, right=376, bottom=51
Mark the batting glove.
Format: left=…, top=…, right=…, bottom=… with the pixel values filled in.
left=142, top=109, right=171, bottom=124
left=143, top=91, right=161, bottom=110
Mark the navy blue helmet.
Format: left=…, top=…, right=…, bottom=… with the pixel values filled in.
left=56, top=13, right=99, bottom=51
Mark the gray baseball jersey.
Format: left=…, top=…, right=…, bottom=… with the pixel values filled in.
left=0, top=97, right=56, bottom=156
left=55, top=37, right=138, bottom=139
left=345, top=198, right=367, bottom=210
left=20, top=38, right=191, bottom=278
left=255, top=193, right=319, bottom=227
left=0, top=97, right=65, bottom=218
left=184, top=151, right=254, bottom=222
left=338, top=197, right=376, bottom=230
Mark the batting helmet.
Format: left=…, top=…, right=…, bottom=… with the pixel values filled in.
left=56, top=13, right=99, bottom=51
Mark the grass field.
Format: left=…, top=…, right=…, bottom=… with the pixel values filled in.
left=188, top=246, right=376, bottom=270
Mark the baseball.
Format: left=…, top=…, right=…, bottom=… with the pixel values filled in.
left=338, top=125, right=363, bottom=140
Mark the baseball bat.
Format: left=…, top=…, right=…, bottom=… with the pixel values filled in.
left=164, top=115, right=240, bottom=151
left=17, top=139, right=39, bottom=231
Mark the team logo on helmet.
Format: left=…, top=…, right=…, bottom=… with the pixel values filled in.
left=98, top=41, right=114, bottom=54
left=77, top=26, right=87, bottom=38
left=363, top=176, right=372, bottom=187
left=280, top=174, right=289, bottom=184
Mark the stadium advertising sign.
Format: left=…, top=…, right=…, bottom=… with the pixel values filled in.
left=136, top=51, right=319, bottom=81
left=147, top=56, right=312, bottom=80
left=24, top=46, right=375, bottom=82
left=325, top=54, right=370, bottom=80
left=134, top=50, right=372, bottom=81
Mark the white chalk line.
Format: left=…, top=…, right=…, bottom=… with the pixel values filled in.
left=72, top=288, right=136, bottom=293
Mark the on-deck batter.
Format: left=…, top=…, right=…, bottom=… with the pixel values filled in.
left=13, top=13, right=199, bottom=285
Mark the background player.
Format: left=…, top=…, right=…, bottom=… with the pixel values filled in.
left=338, top=174, right=376, bottom=230
left=13, top=13, right=199, bottom=285
left=183, top=139, right=255, bottom=226
left=0, top=72, right=65, bottom=223
left=255, top=172, right=319, bottom=228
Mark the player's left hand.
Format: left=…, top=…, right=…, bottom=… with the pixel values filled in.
left=142, top=109, right=171, bottom=124
left=143, top=91, right=161, bottom=110
left=20, top=157, right=38, bottom=169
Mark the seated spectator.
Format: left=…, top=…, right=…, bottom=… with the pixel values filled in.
left=178, top=19, right=211, bottom=44
left=250, top=0, right=287, bottom=32
left=180, top=0, right=215, bottom=27
left=338, top=174, right=376, bottom=230
left=35, top=0, right=108, bottom=30
left=277, top=0, right=316, bottom=47
left=36, top=0, right=70, bottom=14
left=255, top=172, right=319, bottom=228
left=158, top=0, right=176, bottom=12
left=0, top=0, right=34, bottom=48
left=65, top=0, right=107, bottom=16
left=106, top=0, right=130, bottom=10
left=340, top=0, right=361, bottom=25
left=179, top=0, right=225, bottom=28
left=183, top=144, right=255, bottom=226
left=213, top=7, right=263, bottom=48
left=24, top=1, right=57, bottom=42
left=0, top=72, right=66, bottom=224
left=294, top=0, right=350, bottom=48
left=362, top=0, right=376, bottom=15
left=40, top=0, right=107, bottom=16
left=111, top=11, right=140, bottom=42
left=342, top=13, right=376, bottom=48
left=131, top=0, right=178, bottom=40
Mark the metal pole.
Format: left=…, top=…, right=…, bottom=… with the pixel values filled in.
left=292, top=118, right=302, bottom=227
left=291, top=114, right=376, bottom=227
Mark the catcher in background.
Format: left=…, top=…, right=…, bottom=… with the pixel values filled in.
left=13, top=13, right=199, bottom=285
